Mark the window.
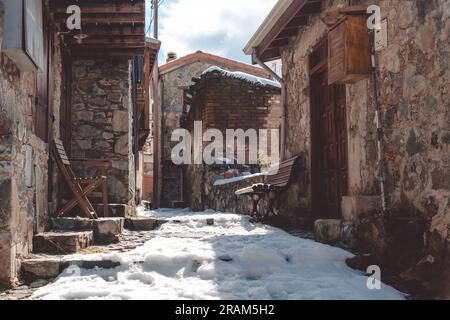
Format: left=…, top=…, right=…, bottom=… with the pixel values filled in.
left=2, top=0, right=44, bottom=71
left=24, top=0, right=44, bottom=70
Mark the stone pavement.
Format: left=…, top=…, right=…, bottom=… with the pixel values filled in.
left=0, top=229, right=158, bottom=300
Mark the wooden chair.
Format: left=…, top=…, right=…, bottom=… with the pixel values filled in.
left=51, top=139, right=110, bottom=219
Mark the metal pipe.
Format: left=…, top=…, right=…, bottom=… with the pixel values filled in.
left=252, top=52, right=286, bottom=161
left=131, top=58, right=139, bottom=203
left=369, top=30, right=387, bottom=215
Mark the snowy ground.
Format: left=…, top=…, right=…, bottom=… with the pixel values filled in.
left=31, top=209, right=406, bottom=300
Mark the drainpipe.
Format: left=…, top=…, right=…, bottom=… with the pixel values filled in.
left=158, top=77, right=165, bottom=208
left=131, top=58, right=139, bottom=204
left=252, top=52, right=286, bottom=161
left=369, top=31, right=387, bottom=215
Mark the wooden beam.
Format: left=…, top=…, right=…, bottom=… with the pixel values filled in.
left=297, top=1, right=322, bottom=16
left=75, top=25, right=145, bottom=36
left=49, top=0, right=145, bottom=5
left=259, top=47, right=281, bottom=62
left=50, top=1, right=144, bottom=14
left=71, top=48, right=144, bottom=58
left=66, top=35, right=145, bottom=45
left=286, top=16, right=308, bottom=28
left=268, top=38, right=290, bottom=49
left=69, top=44, right=145, bottom=50
left=258, top=0, right=308, bottom=55
left=54, top=13, right=145, bottom=25
left=275, top=28, right=301, bottom=40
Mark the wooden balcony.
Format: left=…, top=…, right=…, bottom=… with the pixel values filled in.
left=49, top=0, right=146, bottom=59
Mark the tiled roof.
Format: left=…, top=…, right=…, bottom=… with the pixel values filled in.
left=159, top=51, right=271, bottom=79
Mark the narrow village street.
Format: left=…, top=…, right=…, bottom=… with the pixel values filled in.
left=2, top=208, right=403, bottom=300
left=1, top=0, right=449, bottom=304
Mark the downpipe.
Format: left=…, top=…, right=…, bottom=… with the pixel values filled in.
left=252, top=53, right=286, bottom=162
left=369, top=30, right=388, bottom=215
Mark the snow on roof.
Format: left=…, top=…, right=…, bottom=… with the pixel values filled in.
left=145, top=37, right=161, bottom=45
left=202, top=66, right=281, bottom=89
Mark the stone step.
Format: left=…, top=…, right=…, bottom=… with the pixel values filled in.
left=93, top=218, right=124, bottom=244
left=33, top=231, right=94, bottom=255
left=50, top=217, right=94, bottom=231
left=65, top=204, right=129, bottom=218
left=50, top=218, right=124, bottom=244
left=21, top=256, right=120, bottom=283
left=92, top=204, right=128, bottom=217
left=124, top=217, right=168, bottom=231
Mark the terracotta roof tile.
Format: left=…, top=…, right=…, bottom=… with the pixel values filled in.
left=159, top=51, right=271, bottom=79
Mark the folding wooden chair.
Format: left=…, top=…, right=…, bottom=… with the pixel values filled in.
left=51, top=139, right=109, bottom=219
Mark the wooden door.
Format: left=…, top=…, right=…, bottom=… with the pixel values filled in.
left=311, top=68, right=348, bottom=219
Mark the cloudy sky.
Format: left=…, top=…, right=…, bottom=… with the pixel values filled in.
left=146, top=0, right=278, bottom=64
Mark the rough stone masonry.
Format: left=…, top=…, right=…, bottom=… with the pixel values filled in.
left=70, top=59, right=136, bottom=209
left=0, top=8, right=63, bottom=285
left=278, top=0, right=450, bottom=267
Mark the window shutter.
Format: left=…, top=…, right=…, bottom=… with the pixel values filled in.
left=24, top=0, right=45, bottom=71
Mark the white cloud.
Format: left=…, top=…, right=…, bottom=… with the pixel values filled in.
left=153, top=0, right=278, bottom=63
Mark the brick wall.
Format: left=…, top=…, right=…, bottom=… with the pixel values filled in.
left=186, top=71, right=282, bottom=157
left=159, top=60, right=275, bottom=207
left=185, top=71, right=282, bottom=211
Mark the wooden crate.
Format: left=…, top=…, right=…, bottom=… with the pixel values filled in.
left=328, top=15, right=371, bottom=85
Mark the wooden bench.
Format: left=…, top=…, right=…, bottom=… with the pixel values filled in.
left=235, top=155, right=301, bottom=220
left=51, top=139, right=110, bottom=219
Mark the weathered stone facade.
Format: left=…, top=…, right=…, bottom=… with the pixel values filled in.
left=0, top=9, right=62, bottom=285
left=160, top=61, right=224, bottom=207
left=188, top=164, right=265, bottom=214
left=274, top=0, right=449, bottom=269
left=158, top=55, right=273, bottom=207
left=71, top=59, right=135, bottom=207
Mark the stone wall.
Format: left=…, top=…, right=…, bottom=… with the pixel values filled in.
left=187, top=164, right=265, bottom=214
left=279, top=0, right=450, bottom=264
left=185, top=70, right=307, bottom=222
left=184, top=72, right=285, bottom=218
left=0, top=8, right=62, bottom=285
left=160, top=60, right=274, bottom=207
left=160, top=61, right=220, bottom=207
left=186, top=70, right=282, bottom=152
left=71, top=59, right=135, bottom=207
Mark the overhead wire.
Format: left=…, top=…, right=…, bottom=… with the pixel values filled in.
left=146, top=0, right=165, bottom=36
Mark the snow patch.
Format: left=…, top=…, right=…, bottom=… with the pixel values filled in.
left=31, top=209, right=407, bottom=300
left=202, top=66, right=281, bottom=88
left=213, top=172, right=265, bottom=186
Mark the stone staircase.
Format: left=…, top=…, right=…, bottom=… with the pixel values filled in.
left=33, top=231, right=94, bottom=254
left=20, top=216, right=168, bottom=285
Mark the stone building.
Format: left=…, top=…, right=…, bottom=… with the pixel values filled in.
left=70, top=59, right=135, bottom=206
left=183, top=66, right=282, bottom=210
left=152, top=51, right=274, bottom=208
left=242, top=0, right=450, bottom=293
left=137, top=39, right=161, bottom=204
left=0, top=0, right=150, bottom=287
left=0, top=0, right=60, bottom=287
